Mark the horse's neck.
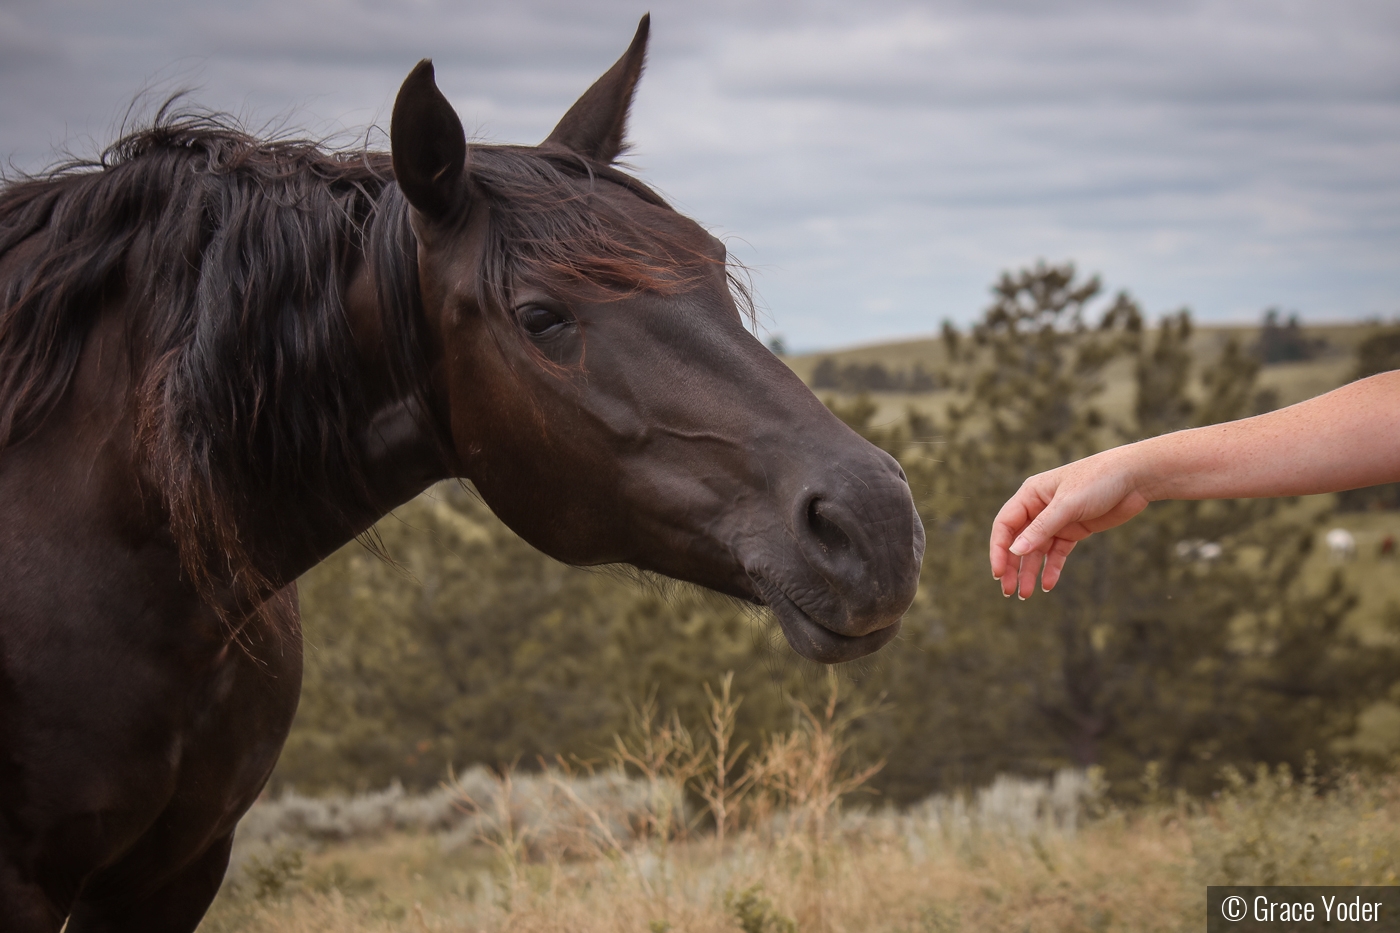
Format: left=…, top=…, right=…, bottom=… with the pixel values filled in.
left=253, top=261, right=450, bottom=585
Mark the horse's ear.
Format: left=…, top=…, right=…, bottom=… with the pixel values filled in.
left=543, top=14, right=649, bottom=164
left=391, top=59, right=467, bottom=221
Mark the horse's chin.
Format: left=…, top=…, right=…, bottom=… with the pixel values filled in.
left=751, top=574, right=902, bottom=663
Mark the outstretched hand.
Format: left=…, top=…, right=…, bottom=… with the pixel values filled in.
left=989, top=373, right=1400, bottom=599
left=989, top=447, right=1153, bottom=599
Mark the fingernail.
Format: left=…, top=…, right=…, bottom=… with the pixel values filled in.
left=993, top=572, right=1001, bottom=582
left=1003, top=590, right=1011, bottom=598
left=1010, top=537, right=1029, bottom=556
left=1017, top=593, right=1026, bottom=601
left=1041, top=584, right=1050, bottom=593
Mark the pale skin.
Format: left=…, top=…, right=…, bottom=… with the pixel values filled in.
left=990, top=370, right=1400, bottom=600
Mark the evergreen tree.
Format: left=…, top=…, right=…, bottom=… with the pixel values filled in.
left=845, top=262, right=1394, bottom=801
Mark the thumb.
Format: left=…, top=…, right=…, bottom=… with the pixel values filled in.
left=1009, top=499, right=1076, bottom=556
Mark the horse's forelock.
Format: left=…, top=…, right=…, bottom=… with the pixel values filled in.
left=466, top=146, right=751, bottom=322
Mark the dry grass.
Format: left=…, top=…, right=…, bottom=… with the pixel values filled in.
left=205, top=788, right=1192, bottom=932
left=202, top=677, right=1400, bottom=933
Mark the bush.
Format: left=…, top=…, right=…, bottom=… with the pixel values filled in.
left=1188, top=764, right=1400, bottom=886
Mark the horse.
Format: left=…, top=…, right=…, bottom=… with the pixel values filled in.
left=0, top=16, right=923, bottom=930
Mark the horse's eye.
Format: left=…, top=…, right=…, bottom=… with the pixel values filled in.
left=517, top=304, right=569, bottom=338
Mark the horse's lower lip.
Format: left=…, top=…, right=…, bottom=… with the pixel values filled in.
left=750, top=574, right=901, bottom=663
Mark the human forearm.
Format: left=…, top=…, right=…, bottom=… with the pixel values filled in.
left=1134, top=370, right=1400, bottom=502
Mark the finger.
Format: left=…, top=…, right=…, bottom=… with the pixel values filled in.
left=1016, top=549, right=1041, bottom=600
left=990, top=536, right=1016, bottom=582
left=1039, top=538, right=1078, bottom=592
left=1001, top=556, right=1021, bottom=597
left=990, top=507, right=1028, bottom=580
left=990, top=531, right=1008, bottom=582
left=991, top=485, right=1050, bottom=578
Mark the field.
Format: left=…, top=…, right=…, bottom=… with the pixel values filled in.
left=203, top=764, right=1400, bottom=933
left=205, top=318, right=1400, bottom=931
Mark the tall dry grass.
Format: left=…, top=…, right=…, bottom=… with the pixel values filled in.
left=203, top=678, right=1400, bottom=933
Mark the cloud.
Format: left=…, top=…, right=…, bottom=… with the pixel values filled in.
left=1, top=0, right=1397, bottom=348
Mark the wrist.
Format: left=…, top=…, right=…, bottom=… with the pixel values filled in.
left=1115, top=435, right=1173, bottom=503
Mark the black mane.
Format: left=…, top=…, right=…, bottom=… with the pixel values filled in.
left=0, top=111, right=427, bottom=592
left=0, top=107, right=721, bottom=597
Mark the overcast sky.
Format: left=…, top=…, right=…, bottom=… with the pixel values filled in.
left=2, top=0, right=1397, bottom=350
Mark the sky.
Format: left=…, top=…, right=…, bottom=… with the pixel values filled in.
left=2, top=0, right=1397, bottom=351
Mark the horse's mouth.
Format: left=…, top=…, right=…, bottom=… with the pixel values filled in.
left=749, top=573, right=901, bottom=664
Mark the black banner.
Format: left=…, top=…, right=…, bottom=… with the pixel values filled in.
left=1207, top=887, right=1400, bottom=931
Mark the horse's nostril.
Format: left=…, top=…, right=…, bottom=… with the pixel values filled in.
left=806, top=497, right=854, bottom=556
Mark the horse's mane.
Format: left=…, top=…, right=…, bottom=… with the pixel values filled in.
left=0, top=104, right=724, bottom=604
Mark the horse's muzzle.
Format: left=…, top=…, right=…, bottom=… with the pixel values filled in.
left=750, top=451, right=925, bottom=663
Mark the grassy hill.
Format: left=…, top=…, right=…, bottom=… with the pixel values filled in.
left=781, top=321, right=1390, bottom=429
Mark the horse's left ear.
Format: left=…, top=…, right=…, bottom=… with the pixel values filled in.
left=543, top=14, right=649, bottom=164
left=392, top=59, right=467, bottom=221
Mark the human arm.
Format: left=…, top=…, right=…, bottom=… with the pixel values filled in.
left=988, top=370, right=1400, bottom=599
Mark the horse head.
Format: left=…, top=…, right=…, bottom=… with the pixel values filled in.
left=388, top=17, right=924, bottom=663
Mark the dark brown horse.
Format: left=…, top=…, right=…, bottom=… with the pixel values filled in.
left=0, top=17, right=922, bottom=930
